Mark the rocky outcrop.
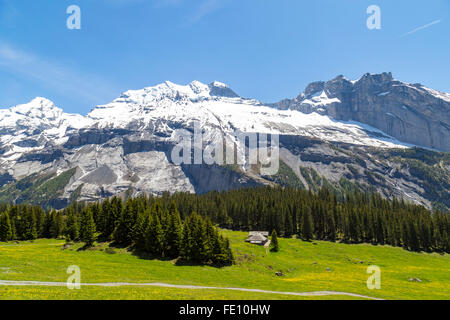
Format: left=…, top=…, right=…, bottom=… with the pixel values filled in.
left=275, top=72, right=450, bottom=152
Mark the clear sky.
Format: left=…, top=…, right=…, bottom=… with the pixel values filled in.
left=0, top=0, right=449, bottom=114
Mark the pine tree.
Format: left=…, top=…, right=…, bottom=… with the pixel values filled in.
left=441, top=228, right=449, bottom=253
left=91, top=203, right=102, bottom=227
left=189, top=213, right=209, bottom=263
left=41, top=212, right=53, bottom=239
left=80, top=208, right=96, bottom=247
left=217, top=204, right=231, bottom=227
left=223, top=237, right=234, bottom=264
left=165, top=203, right=182, bottom=257
left=0, top=211, right=13, bottom=242
left=24, top=210, right=38, bottom=240
left=132, top=210, right=150, bottom=250
left=145, top=214, right=165, bottom=256
left=210, top=228, right=224, bottom=264
left=49, top=211, right=64, bottom=239
left=180, top=217, right=193, bottom=260
left=113, top=199, right=136, bottom=246
left=103, top=197, right=122, bottom=240
left=301, top=208, right=314, bottom=241
left=98, top=198, right=111, bottom=236
left=65, top=210, right=79, bottom=241
left=349, top=208, right=361, bottom=243
left=270, top=229, right=279, bottom=252
left=326, top=209, right=336, bottom=241
left=408, top=220, right=420, bottom=251
left=35, top=208, right=46, bottom=238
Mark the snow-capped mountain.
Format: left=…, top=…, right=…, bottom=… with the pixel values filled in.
left=0, top=97, right=92, bottom=163
left=85, top=79, right=417, bottom=147
left=273, top=72, right=450, bottom=152
left=0, top=73, right=449, bottom=211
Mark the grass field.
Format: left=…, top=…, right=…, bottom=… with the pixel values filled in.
left=0, top=230, right=449, bottom=300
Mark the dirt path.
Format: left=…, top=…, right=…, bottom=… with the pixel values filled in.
left=0, top=280, right=383, bottom=300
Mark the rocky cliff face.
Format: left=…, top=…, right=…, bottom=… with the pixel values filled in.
left=273, top=72, right=450, bottom=152
left=0, top=74, right=449, bottom=210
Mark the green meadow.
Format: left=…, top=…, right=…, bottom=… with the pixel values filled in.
left=0, top=230, right=448, bottom=300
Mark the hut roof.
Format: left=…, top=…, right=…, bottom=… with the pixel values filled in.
left=247, top=233, right=268, bottom=242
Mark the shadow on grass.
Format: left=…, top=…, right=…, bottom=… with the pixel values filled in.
left=131, top=249, right=231, bottom=268
left=131, top=249, right=176, bottom=263
left=77, top=244, right=94, bottom=251
left=74, top=239, right=233, bottom=268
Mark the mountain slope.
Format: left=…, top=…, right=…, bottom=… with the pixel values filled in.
left=273, top=72, right=450, bottom=152
left=0, top=73, right=448, bottom=210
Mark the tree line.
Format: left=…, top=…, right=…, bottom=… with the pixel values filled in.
left=158, top=186, right=449, bottom=253
left=0, top=186, right=449, bottom=254
left=0, top=198, right=233, bottom=266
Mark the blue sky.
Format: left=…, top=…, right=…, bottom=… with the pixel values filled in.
left=0, top=0, right=449, bottom=114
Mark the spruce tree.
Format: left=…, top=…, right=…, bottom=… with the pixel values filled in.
left=145, top=214, right=165, bottom=256
left=223, top=237, right=234, bottom=264
left=154, top=215, right=165, bottom=256
left=50, top=211, right=64, bottom=239
left=41, top=212, right=53, bottom=239
left=103, top=197, right=122, bottom=240
left=80, top=208, right=96, bottom=247
left=190, top=213, right=209, bottom=263
left=210, top=228, right=223, bottom=264
left=0, top=211, right=13, bottom=242
left=113, top=200, right=136, bottom=246
left=326, top=209, right=336, bottom=241
left=65, top=211, right=79, bottom=241
left=408, top=220, right=420, bottom=251
left=24, top=210, right=38, bottom=240
left=132, top=210, right=150, bottom=250
left=180, top=217, right=193, bottom=260
left=165, top=203, right=182, bottom=257
left=270, top=229, right=279, bottom=252
left=301, top=208, right=314, bottom=241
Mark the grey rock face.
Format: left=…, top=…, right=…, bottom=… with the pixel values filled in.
left=304, top=81, right=326, bottom=97
left=275, top=72, right=450, bottom=152
left=278, top=135, right=449, bottom=211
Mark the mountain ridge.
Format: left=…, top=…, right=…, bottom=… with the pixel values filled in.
left=0, top=72, right=449, bottom=210
left=273, top=72, right=450, bottom=152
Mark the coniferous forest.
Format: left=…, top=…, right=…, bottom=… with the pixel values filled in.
left=0, top=187, right=449, bottom=263
left=0, top=198, right=234, bottom=266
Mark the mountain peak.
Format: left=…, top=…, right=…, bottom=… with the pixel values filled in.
left=114, top=80, right=240, bottom=105
left=210, top=81, right=228, bottom=88
left=303, top=81, right=325, bottom=98
left=31, top=97, right=54, bottom=104
left=298, top=72, right=396, bottom=99
left=208, top=81, right=239, bottom=98
left=188, top=80, right=210, bottom=94
left=357, top=72, right=394, bottom=84
left=10, top=97, right=62, bottom=119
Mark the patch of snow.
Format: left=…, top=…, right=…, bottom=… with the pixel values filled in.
left=210, top=81, right=228, bottom=88
left=301, top=91, right=340, bottom=107
left=419, top=86, right=450, bottom=103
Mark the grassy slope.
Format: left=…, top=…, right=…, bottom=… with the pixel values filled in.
left=0, top=286, right=360, bottom=300
left=0, top=230, right=448, bottom=300
left=0, top=168, right=76, bottom=207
